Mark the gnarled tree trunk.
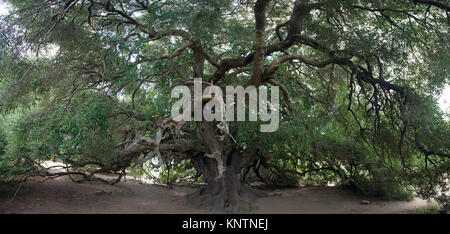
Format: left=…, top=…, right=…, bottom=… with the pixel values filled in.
left=190, top=149, right=267, bottom=213
left=188, top=121, right=266, bottom=213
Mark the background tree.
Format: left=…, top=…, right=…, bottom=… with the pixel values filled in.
left=0, top=0, right=449, bottom=212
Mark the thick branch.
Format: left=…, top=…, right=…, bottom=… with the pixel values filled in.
left=250, top=0, right=271, bottom=86
left=412, top=0, right=450, bottom=12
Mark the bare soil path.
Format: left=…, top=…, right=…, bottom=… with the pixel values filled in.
left=0, top=176, right=433, bottom=214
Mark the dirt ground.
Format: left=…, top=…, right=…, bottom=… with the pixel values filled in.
left=0, top=175, right=434, bottom=214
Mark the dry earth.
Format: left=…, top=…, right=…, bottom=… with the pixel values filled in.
left=0, top=175, right=434, bottom=214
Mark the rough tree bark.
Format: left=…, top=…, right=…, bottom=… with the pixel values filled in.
left=182, top=30, right=267, bottom=211
left=189, top=121, right=266, bottom=213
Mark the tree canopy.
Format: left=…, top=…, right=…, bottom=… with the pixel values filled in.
left=0, top=0, right=449, bottom=212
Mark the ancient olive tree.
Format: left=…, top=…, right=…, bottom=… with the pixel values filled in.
left=0, top=0, right=449, bottom=212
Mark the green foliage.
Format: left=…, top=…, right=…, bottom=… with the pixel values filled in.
left=0, top=93, right=118, bottom=177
